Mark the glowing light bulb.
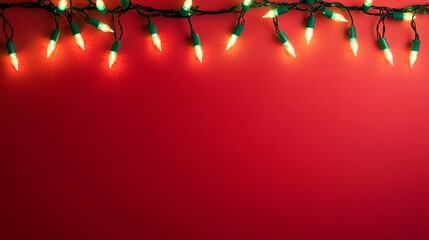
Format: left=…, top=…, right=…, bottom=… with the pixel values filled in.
left=181, top=0, right=192, bottom=15
left=226, top=24, right=244, bottom=51
left=392, top=12, right=416, bottom=21
left=305, top=15, right=315, bottom=44
left=192, top=33, right=203, bottom=63
left=58, top=0, right=68, bottom=12
left=362, top=0, right=373, bottom=12
left=262, top=6, right=289, bottom=18
left=242, top=0, right=252, bottom=11
left=88, top=18, right=114, bottom=33
left=148, top=22, right=162, bottom=51
left=96, top=0, right=106, bottom=14
left=47, top=29, right=60, bottom=58
left=278, top=31, right=296, bottom=57
left=323, top=9, right=348, bottom=22
left=109, top=40, right=120, bottom=68
left=349, top=26, right=358, bottom=56
left=379, top=37, right=393, bottom=65
left=410, top=39, right=420, bottom=68
left=70, top=22, right=85, bottom=50
left=6, top=41, right=18, bottom=71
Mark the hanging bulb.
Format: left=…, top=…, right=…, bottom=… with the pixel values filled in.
left=47, top=29, right=60, bottom=58
left=323, top=9, right=348, bottom=22
left=242, top=0, right=252, bottom=12
left=109, top=40, right=120, bottom=68
left=120, top=0, right=129, bottom=9
left=181, top=0, right=192, bottom=16
left=277, top=31, right=296, bottom=57
left=305, top=15, right=315, bottom=44
left=349, top=26, right=358, bottom=56
left=306, top=0, right=314, bottom=4
left=410, top=39, right=421, bottom=68
left=262, top=6, right=289, bottom=18
left=192, top=33, right=203, bottom=63
left=148, top=22, right=162, bottom=51
left=88, top=18, right=114, bottom=33
left=362, top=0, right=373, bottom=12
left=96, top=0, right=107, bottom=14
left=379, top=37, right=393, bottom=65
left=6, top=41, right=18, bottom=71
left=226, top=23, right=244, bottom=51
left=58, top=0, right=68, bottom=12
left=392, top=12, right=416, bottom=21
left=70, top=22, right=85, bottom=50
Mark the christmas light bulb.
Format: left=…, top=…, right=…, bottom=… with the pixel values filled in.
left=121, top=0, right=129, bottom=8
left=6, top=41, right=18, bottom=71
left=306, top=0, right=314, bottom=4
left=58, top=0, right=68, bottom=12
left=148, top=22, right=162, bottom=51
left=242, top=0, right=252, bottom=11
left=263, top=6, right=289, bottom=18
left=349, top=26, right=358, bottom=56
left=96, top=0, right=106, bottom=14
left=323, top=9, right=348, bottom=22
left=47, top=29, right=60, bottom=58
left=362, top=0, right=373, bottom=12
left=392, top=12, right=416, bottom=21
left=278, top=31, right=296, bottom=57
left=109, top=40, right=120, bottom=68
left=70, top=22, right=85, bottom=50
left=379, top=37, right=393, bottom=65
left=88, top=18, right=114, bottom=33
left=305, top=15, right=315, bottom=44
left=192, top=33, right=203, bottom=63
left=226, top=24, right=244, bottom=51
left=410, top=39, right=420, bottom=68
left=181, top=0, right=192, bottom=16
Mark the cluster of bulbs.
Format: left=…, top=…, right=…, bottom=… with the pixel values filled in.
left=1, top=0, right=424, bottom=71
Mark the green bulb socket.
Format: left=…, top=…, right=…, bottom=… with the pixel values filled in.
left=277, top=31, right=289, bottom=44
left=362, top=4, right=370, bottom=12
left=323, top=9, right=334, bottom=19
left=349, top=26, right=357, bottom=39
left=306, top=0, right=315, bottom=5
left=50, top=29, right=61, bottom=42
left=241, top=4, right=250, bottom=12
left=392, top=12, right=404, bottom=20
left=192, top=33, right=201, bottom=47
left=148, top=22, right=158, bottom=35
left=306, top=15, right=315, bottom=28
left=6, top=41, right=16, bottom=54
left=110, top=40, right=120, bottom=53
left=412, top=39, right=421, bottom=52
left=88, top=18, right=101, bottom=28
left=70, top=22, right=81, bottom=36
left=277, top=6, right=289, bottom=16
left=379, top=37, right=390, bottom=50
left=121, top=0, right=129, bottom=9
left=232, top=24, right=244, bottom=37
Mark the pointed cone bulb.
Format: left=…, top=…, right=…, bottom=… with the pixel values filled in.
left=183, top=0, right=192, bottom=11
left=109, top=51, right=117, bottom=68
left=10, top=53, right=19, bottom=71
left=195, top=45, right=203, bottom=63
left=383, top=49, right=393, bottom=65
left=332, top=13, right=348, bottom=22
left=263, top=10, right=276, bottom=19
left=284, top=41, right=296, bottom=57
left=403, top=13, right=416, bottom=21
left=350, top=38, right=358, bottom=56
left=226, top=34, right=239, bottom=51
left=410, top=51, right=418, bottom=68
left=58, top=0, right=68, bottom=11
left=47, top=40, right=57, bottom=58
left=98, top=22, right=114, bottom=33
left=151, top=33, right=162, bottom=51
left=74, top=33, right=85, bottom=50
left=305, top=28, right=313, bottom=44
left=96, top=0, right=106, bottom=11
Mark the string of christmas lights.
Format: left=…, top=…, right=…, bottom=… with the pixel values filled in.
left=0, top=0, right=427, bottom=70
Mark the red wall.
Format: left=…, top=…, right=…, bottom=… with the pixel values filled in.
left=1, top=1, right=429, bottom=239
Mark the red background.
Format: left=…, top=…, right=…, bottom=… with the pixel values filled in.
left=1, top=1, right=429, bottom=239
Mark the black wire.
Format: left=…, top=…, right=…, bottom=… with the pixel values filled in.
left=411, top=13, right=419, bottom=40
left=187, top=16, right=195, bottom=35
left=0, top=9, right=14, bottom=42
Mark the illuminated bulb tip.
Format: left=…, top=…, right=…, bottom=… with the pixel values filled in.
left=403, top=13, right=416, bottom=21
left=74, top=34, right=85, bottom=50
left=10, top=53, right=19, bottom=71
left=195, top=45, right=203, bottom=63
left=284, top=42, right=296, bottom=57
left=333, top=13, right=348, bottom=22
left=99, top=23, right=114, bottom=33
left=410, top=51, right=418, bottom=68
left=151, top=34, right=162, bottom=51
left=305, top=28, right=313, bottom=45
left=183, top=0, right=192, bottom=11
left=108, top=52, right=117, bottom=68
left=226, top=35, right=238, bottom=51
left=58, top=0, right=68, bottom=11
left=263, top=10, right=276, bottom=18
left=96, top=0, right=105, bottom=10
left=383, top=49, right=393, bottom=65
left=47, top=40, right=56, bottom=58
left=350, top=39, right=358, bottom=57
